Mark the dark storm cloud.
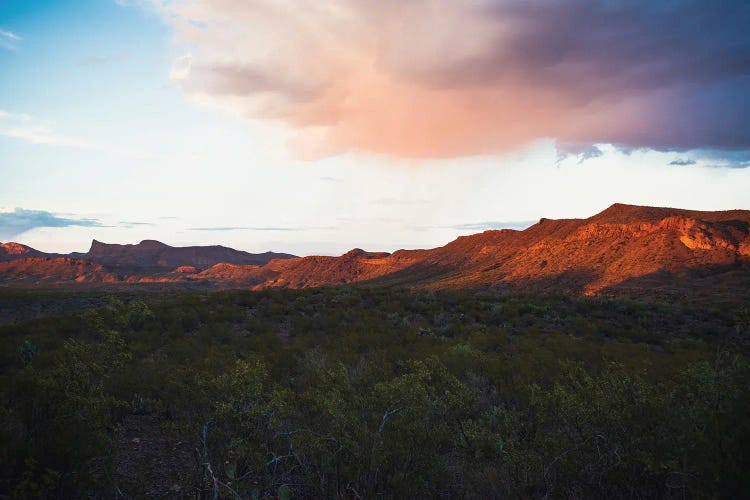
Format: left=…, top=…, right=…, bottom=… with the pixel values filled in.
left=448, top=1, right=750, bottom=90
left=414, top=0, right=750, bottom=151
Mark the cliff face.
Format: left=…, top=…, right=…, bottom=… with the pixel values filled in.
left=1, top=204, right=748, bottom=299
left=236, top=204, right=750, bottom=295
left=412, top=206, right=750, bottom=295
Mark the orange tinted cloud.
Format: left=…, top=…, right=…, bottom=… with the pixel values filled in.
left=166, top=0, right=750, bottom=158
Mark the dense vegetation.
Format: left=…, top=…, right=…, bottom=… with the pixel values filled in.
left=1, top=287, right=748, bottom=498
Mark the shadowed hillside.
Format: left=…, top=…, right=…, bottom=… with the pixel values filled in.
left=72, top=239, right=296, bottom=268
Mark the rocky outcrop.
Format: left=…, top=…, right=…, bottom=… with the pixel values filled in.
left=173, top=265, right=199, bottom=273
left=0, top=242, right=34, bottom=255
left=0, top=242, right=48, bottom=261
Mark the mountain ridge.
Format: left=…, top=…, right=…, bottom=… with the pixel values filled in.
left=1, top=203, right=749, bottom=301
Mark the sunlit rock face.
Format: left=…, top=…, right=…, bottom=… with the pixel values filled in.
left=1, top=204, right=749, bottom=298
left=0, top=242, right=47, bottom=261
left=0, top=257, right=118, bottom=284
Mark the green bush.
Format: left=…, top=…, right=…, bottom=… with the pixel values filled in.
left=0, top=287, right=747, bottom=497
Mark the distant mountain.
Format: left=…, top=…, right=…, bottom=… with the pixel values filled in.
left=1, top=204, right=749, bottom=303
left=0, top=239, right=295, bottom=268
left=71, top=239, right=296, bottom=269
left=0, top=239, right=296, bottom=287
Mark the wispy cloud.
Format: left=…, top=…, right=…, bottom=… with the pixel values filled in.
left=0, top=109, right=96, bottom=148
left=0, top=109, right=163, bottom=160
left=447, top=221, right=535, bottom=231
left=0, top=208, right=104, bottom=239
left=188, top=225, right=335, bottom=232
left=0, top=110, right=31, bottom=121
left=170, top=53, right=193, bottom=80
left=113, top=0, right=163, bottom=9
left=371, top=198, right=432, bottom=206
left=702, top=160, right=750, bottom=170
left=119, top=221, right=155, bottom=228
left=412, top=220, right=536, bottom=232
left=0, top=29, right=20, bottom=41
left=0, top=29, right=21, bottom=50
left=669, top=158, right=697, bottom=166
left=189, top=226, right=243, bottom=231
left=1, top=126, right=95, bottom=148
left=674, top=149, right=750, bottom=169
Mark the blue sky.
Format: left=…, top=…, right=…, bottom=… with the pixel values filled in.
left=1, top=1, right=749, bottom=255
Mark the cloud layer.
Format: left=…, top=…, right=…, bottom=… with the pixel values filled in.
left=0, top=208, right=103, bottom=239
left=162, top=0, right=750, bottom=158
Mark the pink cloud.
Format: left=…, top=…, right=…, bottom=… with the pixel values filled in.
left=163, top=0, right=750, bottom=158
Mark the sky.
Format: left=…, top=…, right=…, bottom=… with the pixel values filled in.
left=1, top=0, right=749, bottom=256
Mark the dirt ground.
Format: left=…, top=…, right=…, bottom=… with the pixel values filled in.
left=112, top=415, right=200, bottom=498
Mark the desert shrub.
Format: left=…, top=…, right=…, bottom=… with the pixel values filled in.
left=17, top=339, right=37, bottom=366
left=0, top=287, right=747, bottom=497
left=4, top=330, right=130, bottom=496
